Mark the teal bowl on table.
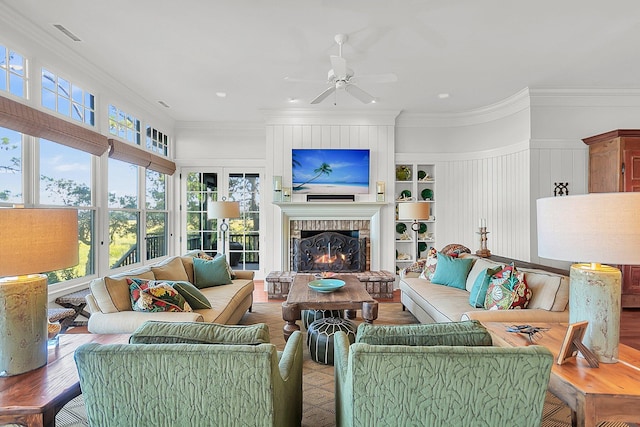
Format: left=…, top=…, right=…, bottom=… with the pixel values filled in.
left=308, top=279, right=346, bottom=293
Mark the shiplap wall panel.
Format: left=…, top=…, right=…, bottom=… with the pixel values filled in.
left=419, top=147, right=531, bottom=261
left=266, top=122, right=395, bottom=273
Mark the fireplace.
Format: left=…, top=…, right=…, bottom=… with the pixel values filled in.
left=289, top=219, right=371, bottom=272
left=293, top=231, right=366, bottom=272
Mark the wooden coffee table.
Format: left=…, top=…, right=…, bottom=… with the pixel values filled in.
left=484, top=322, right=640, bottom=427
left=282, top=273, right=378, bottom=340
left=0, top=333, right=129, bottom=427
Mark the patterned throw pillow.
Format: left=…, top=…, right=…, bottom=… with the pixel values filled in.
left=440, top=243, right=471, bottom=258
left=419, top=247, right=438, bottom=280
left=468, top=266, right=502, bottom=308
left=484, top=264, right=532, bottom=310
left=128, top=278, right=192, bottom=313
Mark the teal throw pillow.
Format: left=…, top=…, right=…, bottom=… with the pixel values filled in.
left=430, top=252, right=474, bottom=290
left=193, top=255, right=233, bottom=288
left=171, top=281, right=212, bottom=309
left=468, top=266, right=502, bottom=308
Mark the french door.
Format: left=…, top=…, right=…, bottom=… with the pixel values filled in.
left=181, top=168, right=261, bottom=272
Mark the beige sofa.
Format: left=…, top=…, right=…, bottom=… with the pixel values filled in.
left=86, top=253, right=255, bottom=334
left=399, top=253, right=569, bottom=324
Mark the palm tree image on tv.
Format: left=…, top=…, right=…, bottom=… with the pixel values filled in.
left=293, top=162, right=332, bottom=190
left=292, top=149, right=370, bottom=194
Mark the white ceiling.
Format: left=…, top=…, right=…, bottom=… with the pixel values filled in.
left=3, top=0, right=640, bottom=123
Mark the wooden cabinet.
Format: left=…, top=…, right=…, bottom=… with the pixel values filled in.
left=583, top=129, right=640, bottom=307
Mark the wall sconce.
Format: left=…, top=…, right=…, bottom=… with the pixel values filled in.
left=273, top=175, right=283, bottom=202
left=376, top=181, right=385, bottom=202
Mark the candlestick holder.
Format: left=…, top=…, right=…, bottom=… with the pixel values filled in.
left=476, top=227, right=491, bottom=257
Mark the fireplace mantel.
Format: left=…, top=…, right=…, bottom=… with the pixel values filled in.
left=274, top=202, right=387, bottom=271
left=274, top=202, right=387, bottom=218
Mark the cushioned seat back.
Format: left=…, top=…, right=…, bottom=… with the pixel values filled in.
left=75, top=342, right=281, bottom=427
left=345, top=344, right=552, bottom=427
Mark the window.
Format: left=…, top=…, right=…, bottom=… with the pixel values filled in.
left=0, top=44, right=27, bottom=98
left=40, top=139, right=95, bottom=283
left=0, top=126, right=22, bottom=204
left=145, top=169, right=168, bottom=260
left=146, top=125, right=168, bottom=156
left=108, top=158, right=140, bottom=268
left=41, top=69, right=95, bottom=126
left=228, top=173, right=260, bottom=270
left=108, top=105, right=141, bottom=145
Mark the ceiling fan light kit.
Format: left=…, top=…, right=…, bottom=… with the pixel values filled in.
left=289, top=33, right=397, bottom=105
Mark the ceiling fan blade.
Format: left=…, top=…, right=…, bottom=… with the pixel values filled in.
left=345, top=84, right=375, bottom=104
left=330, top=55, right=347, bottom=78
left=284, top=76, right=326, bottom=84
left=352, top=72, right=398, bottom=84
left=310, top=86, right=336, bottom=104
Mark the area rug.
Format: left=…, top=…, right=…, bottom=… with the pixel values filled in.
left=56, top=302, right=634, bottom=427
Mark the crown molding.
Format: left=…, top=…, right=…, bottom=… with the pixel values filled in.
left=529, top=88, right=640, bottom=107
left=175, top=121, right=265, bottom=131
left=396, top=88, right=532, bottom=128
left=262, top=109, right=400, bottom=126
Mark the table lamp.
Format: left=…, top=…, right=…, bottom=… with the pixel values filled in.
left=537, top=193, right=640, bottom=363
left=398, top=202, right=431, bottom=260
left=207, top=197, right=240, bottom=256
left=0, top=207, right=78, bottom=376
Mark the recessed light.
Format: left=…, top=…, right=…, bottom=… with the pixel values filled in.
left=52, top=24, right=82, bottom=42
left=216, top=92, right=227, bottom=98
left=158, top=100, right=170, bottom=108
left=288, top=97, right=298, bottom=103
left=438, top=93, right=450, bottom=99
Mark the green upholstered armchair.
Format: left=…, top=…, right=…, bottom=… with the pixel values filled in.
left=74, top=322, right=303, bottom=427
left=334, top=322, right=553, bottom=427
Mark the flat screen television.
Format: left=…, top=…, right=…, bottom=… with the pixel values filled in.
left=292, top=148, right=370, bottom=194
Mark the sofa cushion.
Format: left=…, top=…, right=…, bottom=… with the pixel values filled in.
left=193, top=255, right=233, bottom=288
left=484, top=265, right=531, bottom=310
left=356, top=321, right=492, bottom=346
left=91, top=268, right=155, bottom=313
left=129, top=279, right=192, bottom=313
left=151, top=257, right=190, bottom=282
left=518, top=268, right=564, bottom=311
left=129, top=321, right=270, bottom=345
left=468, top=266, right=502, bottom=308
left=400, top=278, right=485, bottom=322
left=431, top=252, right=474, bottom=290
left=171, top=281, right=212, bottom=309
left=464, top=257, right=503, bottom=292
left=196, top=278, right=255, bottom=323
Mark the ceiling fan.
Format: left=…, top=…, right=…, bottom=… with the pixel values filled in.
left=286, top=34, right=397, bottom=105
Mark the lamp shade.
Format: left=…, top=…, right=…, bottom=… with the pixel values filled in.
left=207, top=200, right=240, bottom=219
left=537, top=193, right=640, bottom=265
left=397, top=202, right=430, bottom=221
left=0, top=208, right=79, bottom=276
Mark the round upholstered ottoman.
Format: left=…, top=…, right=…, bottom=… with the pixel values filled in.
left=307, top=317, right=356, bottom=365
left=302, top=309, right=345, bottom=329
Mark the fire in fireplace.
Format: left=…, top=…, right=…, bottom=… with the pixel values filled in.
left=293, top=231, right=366, bottom=272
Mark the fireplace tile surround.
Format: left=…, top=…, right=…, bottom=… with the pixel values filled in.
left=275, top=202, right=385, bottom=273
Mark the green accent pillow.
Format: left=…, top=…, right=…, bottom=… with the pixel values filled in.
left=430, top=252, right=474, bottom=289
left=468, top=266, right=502, bottom=308
left=171, top=281, right=212, bottom=309
left=129, top=321, right=270, bottom=345
left=193, top=255, right=233, bottom=288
